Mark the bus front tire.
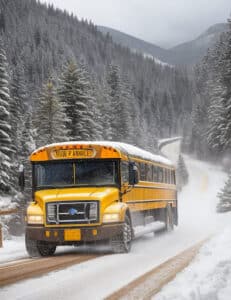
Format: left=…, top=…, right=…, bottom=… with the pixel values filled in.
left=25, top=234, right=56, bottom=257
left=110, top=215, right=132, bottom=253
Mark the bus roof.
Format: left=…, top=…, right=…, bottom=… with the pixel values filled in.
left=30, top=141, right=174, bottom=167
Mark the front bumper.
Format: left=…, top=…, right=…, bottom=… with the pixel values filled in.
left=26, top=223, right=123, bottom=244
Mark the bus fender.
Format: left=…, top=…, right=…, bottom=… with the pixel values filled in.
left=103, top=202, right=129, bottom=222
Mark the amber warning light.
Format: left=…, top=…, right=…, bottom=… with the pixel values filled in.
left=51, top=148, right=96, bottom=159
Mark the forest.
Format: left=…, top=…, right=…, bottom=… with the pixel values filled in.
left=0, top=0, right=196, bottom=197
left=0, top=0, right=231, bottom=199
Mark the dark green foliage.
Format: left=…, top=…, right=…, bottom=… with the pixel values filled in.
left=217, top=173, right=231, bottom=213
left=35, top=79, right=69, bottom=147
left=0, top=42, right=12, bottom=194
left=189, top=19, right=231, bottom=160
left=58, top=61, right=98, bottom=141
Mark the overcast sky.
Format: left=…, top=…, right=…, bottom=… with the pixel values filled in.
left=41, top=0, right=230, bottom=48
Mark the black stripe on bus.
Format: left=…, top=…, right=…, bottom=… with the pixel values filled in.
left=133, top=185, right=176, bottom=190
left=126, top=199, right=176, bottom=204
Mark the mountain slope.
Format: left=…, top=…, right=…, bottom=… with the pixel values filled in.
left=98, top=26, right=169, bottom=63
left=98, top=23, right=229, bottom=65
left=169, top=23, right=229, bottom=65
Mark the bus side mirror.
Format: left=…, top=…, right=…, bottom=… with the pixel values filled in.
left=129, top=163, right=139, bottom=186
left=18, top=164, right=25, bottom=192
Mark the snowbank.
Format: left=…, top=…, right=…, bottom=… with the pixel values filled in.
left=154, top=222, right=231, bottom=300
left=0, top=196, right=17, bottom=210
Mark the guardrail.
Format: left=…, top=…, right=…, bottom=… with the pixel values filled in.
left=0, top=209, right=18, bottom=248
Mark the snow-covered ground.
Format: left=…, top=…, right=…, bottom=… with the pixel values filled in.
left=154, top=225, right=231, bottom=300
left=0, top=142, right=230, bottom=300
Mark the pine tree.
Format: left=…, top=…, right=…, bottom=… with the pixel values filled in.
left=216, top=172, right=231, bottom=213
left=207, top=81, right=226, bottom=153
left=106, top=64, right=134, bottom=143
left=10, top=62, right=28, bottom=153
left=58, top=61, right=98, bottom=141
left=0, top=41, right=12, bottom=194
left=35, top=79, right=70, bottom=147
left=95, top=79, right=113, bottom=140
left=20, top=113, right=35, bottom=200
left=9, top=62, right=28, bottom=192
left=176, top=154, right=189, bottom=191
left=221, top=21, right=231, bottom=152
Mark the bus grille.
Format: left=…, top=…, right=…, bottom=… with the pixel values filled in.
left=46, top=201, right=99, bottom=225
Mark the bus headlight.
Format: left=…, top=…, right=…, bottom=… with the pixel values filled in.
left=27, top=215, right=44, bottom=224
left=89, top=202, right=97, bottom=220
left=103, top=213, right=120, bottom=223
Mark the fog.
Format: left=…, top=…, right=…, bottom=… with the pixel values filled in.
left=41, top=0, right=231, bottom=47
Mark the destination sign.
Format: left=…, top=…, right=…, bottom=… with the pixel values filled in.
left=51, top=148, right=95, bottom=159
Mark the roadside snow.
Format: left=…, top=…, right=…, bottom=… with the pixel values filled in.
left=154, top=224, right=231, bottom=300
left=0, top=236, right=26, bottom=263
left=0, top=196, right=16, bottom=210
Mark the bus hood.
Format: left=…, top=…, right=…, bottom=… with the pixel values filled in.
left=34, top=187, right=120, bottom=208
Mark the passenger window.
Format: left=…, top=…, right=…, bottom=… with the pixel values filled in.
left=121, top=162, right=129, bottom=183
left=167, top=169, right=170, bottom=184
left=173, top=170, right=176, bottom=184
left=153, top=166, right=158, bottom=182
left=146, top=164, right=152, bottom=181
left=140, top=163, right=146, bottom=181
left=158, top=167, right=163, bottom=183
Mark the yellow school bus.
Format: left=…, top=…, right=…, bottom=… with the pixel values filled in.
left=24, top=141, right=177, bottom=256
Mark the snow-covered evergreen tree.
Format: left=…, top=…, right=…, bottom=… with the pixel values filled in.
left=9, top=62, right=28, bottom=193
left=35, top=79, right=70, bottom=147
left=0, top=41, right=12, bottom=194
left=106, top=64, right=134, bottom=143
left=20, top=113, right=35, bottom=202
left=10, top=62, right=27, bottom=154
left=207, top=81, right=226, bottom=153
left=217, top=172, right=231, bottom=213
left=58, top=61, right=98, bottom=141
left=176, top=154, right=189, bottom=191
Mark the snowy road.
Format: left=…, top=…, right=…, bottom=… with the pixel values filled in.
left=0, top=143, right=229, bottom=300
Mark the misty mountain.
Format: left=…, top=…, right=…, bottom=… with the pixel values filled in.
left=98, top=26, right=169, bottom=64
left=98, top=23, right=229, bottom=65
left=169, top=23, right=229, bottom=65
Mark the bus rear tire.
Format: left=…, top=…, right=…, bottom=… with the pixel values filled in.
left=25, top=234, right=56, bottom=257
left=165, top=205, right=174, bottom=232
left=110, top=215, right=132, bottom=253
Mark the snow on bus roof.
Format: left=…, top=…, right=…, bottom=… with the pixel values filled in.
left=32, top=141, right=173, bottom=167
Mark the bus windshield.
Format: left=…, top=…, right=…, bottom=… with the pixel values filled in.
left=34, top=160, right=118, bottom=189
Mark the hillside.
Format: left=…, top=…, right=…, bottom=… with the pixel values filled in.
left=0, top=0, right=196, bottom=199
left=0, top=0, right=194, bottom=138
left=98, top=26, right=169, bottom=64
left=98, top=23, right=229, bottom=65
left=169, top=23, right=229, bottom=65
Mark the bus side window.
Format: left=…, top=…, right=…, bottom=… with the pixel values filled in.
left=147, top=164, right=152, bottom=182
left=165, top=168, right=169, bottom=184
left=173, top=170, right=176, bottom=184
left=158, top=167, right=163, bottom=183
left=170, top=170, right=175, bottom=184
left=163, top=168, right=166, bottom=183
left=167, top=169, right=170, bottom=184
left=121, top=161, right=129, bottom=183
left=140, top=163, right=146, bottom=181
left=153, top=166, right=158, bottom=182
